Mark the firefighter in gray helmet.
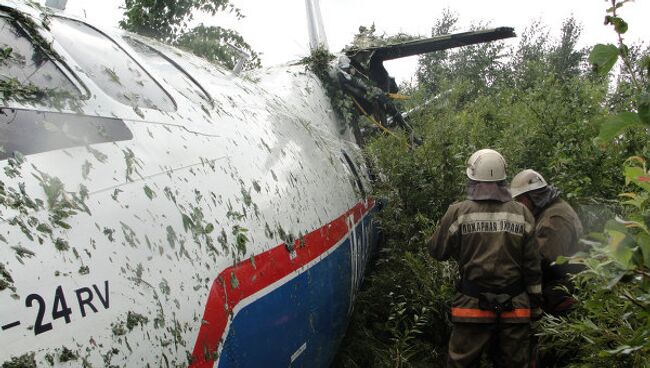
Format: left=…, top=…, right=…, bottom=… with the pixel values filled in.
left=510, top=169, right=584, bottom=315
left=428, top=149, right=541, bottom=367
left=511, top=170, right=584, bottom=367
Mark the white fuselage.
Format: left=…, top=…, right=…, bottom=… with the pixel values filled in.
left=0, top=3, right=377, bottom=367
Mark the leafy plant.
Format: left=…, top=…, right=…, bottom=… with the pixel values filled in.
left=0, top=8, right=81, bottom=109
left=300, top=47, right=357, bottom=133
left=538, top=157, right=650, bottom=367
left=590, top=1, right=650, bottom=141
left=120, top=0, right=260, bottom=70
left=334, top=6, right=648, bottom=367
left=176, top=25, right=260, bottom=70
left=527, top=1, right=650, bottom=366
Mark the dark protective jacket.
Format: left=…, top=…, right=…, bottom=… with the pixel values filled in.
left=427, top=199, right=541, bottom=323
left=535, top=198, right=584, bottom=313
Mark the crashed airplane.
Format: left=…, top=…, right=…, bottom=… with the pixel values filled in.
left=0, top=0, right=514, bottom=366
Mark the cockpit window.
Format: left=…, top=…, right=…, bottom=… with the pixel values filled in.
left=123, top=36, right=212, bottom=107
left=50, top=17, right=175, bottom=112
left=0, top=15, right=80, bottom=103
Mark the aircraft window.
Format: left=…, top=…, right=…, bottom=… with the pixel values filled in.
left=123, top=36, right=212, bottom=106
left=0, top=109, right=132, bottom=161
left=49, top=17, right=175, bottom=112
left=0, top=16, right=80, bottom=101
left=341, top=150, right=367, bottom=198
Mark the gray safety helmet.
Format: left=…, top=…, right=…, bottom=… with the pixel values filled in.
left=510, top=169, right=548, bottom=198
left=466, top=149, right=507, bottom=182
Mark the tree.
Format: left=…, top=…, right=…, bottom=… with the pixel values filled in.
left=536, top=2, right=650, bottom=366
left=120, top=0, right=260, bottom=70
left=176, top=25, right=260, bottom=70
left=334, top=9, right=646, bottom=367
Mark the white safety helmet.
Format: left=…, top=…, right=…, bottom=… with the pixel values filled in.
left=466, top=149, right=507, bottom=182
left=510, top=169, right=548, bottom=198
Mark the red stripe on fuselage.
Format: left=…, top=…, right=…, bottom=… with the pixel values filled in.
left=189, top=199, right=374, bottom=367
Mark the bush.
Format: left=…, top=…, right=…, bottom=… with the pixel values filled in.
left=333, top=9, right=648, bottom=367
left=538, top=157, right=650, bottom=367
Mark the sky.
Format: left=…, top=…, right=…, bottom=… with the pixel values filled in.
left=50, top=0, right=649, bottom=84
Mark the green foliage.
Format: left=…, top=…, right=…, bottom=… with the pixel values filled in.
left=120, top=0, right=259, bottom=70
left=302, top=28, right=415, bottom=142
left=538, top=158, right=650, bottom=367
left=589, top=0, right=650, bottom=141
left=301, top=48, right=356, bottom=130
left=125, top=311, right=149, bottom=331
left=639, top=91, right=650, bottom=124
left=605, top=15, right=629, bottom=35
left=412, top=13, right=630, bottom=202
left=300, top=47, right=335, bottom=81
left=335, top=7, right=649, bottom=367
left=346, top=23, right=420, bottom=51
left=334, top=247, right=455, bottom=368
left=0, top=8, right=80, bottom=109
left=589, top=44, right=619, bottom=76
left=1, top=353, right=36, bottom=368
left=120, top=0, right=241, bottom=42
left=0, top=76, right=77, bottom=108
left=176, top=25, right=260, bottom=70
left=599, top=112, right=644, bottom=141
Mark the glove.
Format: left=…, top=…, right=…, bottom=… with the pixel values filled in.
left=530, top=293, right=544, bottom=321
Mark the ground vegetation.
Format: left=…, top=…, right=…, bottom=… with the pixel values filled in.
left=333, top=3, right=649, bottom=367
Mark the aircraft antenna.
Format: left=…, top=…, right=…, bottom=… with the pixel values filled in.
left=227, top=43, right=251, bottom=75
left=305, top=0, right=329, bottom=50
left=45, top=0, right=67, bottom=10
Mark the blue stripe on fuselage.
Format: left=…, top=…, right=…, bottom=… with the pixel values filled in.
left=217, top=214, right=377, bottom=368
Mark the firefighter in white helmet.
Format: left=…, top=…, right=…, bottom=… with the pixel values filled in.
left=428, top=149, right=541, bottom=367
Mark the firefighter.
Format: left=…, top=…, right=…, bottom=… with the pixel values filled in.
left=428, top=149, right=542, bottom=368
left=510, top=169, right=584, bottom=315
left=510, top=169, right=584, bottom=367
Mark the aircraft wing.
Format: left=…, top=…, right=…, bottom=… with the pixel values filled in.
left=345, top=27, right=516, bottom=62
left=342, top=27, right=516, bottom=95
left=337, top=27, right=516, bottom=137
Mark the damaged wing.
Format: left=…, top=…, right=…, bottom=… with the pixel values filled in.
left=336, top=27, right=516, bottom=142
left=346, top=27, right=516, bottom=63
left=344, top=27, right=516, bottom=94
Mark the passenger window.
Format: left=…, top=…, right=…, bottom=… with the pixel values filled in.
left=342, top=150, right=367, bottom=198
left=49, top=17, right=175, bottom=112
left=123, top=36, right=212, bottom=107
left=0, top=15, right=80, bottom=103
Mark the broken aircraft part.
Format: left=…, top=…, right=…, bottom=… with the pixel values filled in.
left=0, top=0, right=514, bottom=366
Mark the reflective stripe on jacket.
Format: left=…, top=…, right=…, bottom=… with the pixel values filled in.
left=428, top=199, right=541, bottom=323
left=451, top=307, right=531, bottom=319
